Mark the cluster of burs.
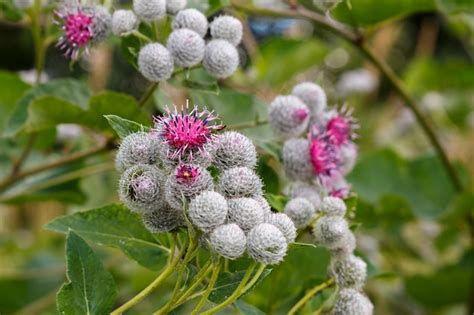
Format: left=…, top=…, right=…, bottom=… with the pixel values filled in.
left=268, top=82, right=373, bottom=314
left=110, top=0, right=243, bottom=80
left=115, top=124, right=296, bottom=266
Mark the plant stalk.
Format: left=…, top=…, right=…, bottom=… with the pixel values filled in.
left=288, top=278, right=335, bottom=315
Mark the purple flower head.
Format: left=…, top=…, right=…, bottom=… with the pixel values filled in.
left=309, top=130, right=339, bottom=179
left=325, top=106, right=358, bottom=147
left=154, top=102, right=223, bottom=161
left=55, top=4, right=93, bottom=59
left=175, top=164, right=201, bottom=185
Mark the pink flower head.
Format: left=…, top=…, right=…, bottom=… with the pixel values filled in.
left=154, top=103, right=222, bottom=161
left=325, top=172, right=351, bottom=199
left=175, top=164, right=200, bottom=185
left=325, top=106, right=358, bottom=147
left=309, top=130, right=339, bottom=179
left=55, top=4, right=94, bottom=59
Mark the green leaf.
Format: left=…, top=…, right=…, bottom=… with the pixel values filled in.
left=332, top=0, right=435, bottom=27
left=348, top=149, right=456, bottom=218
left=209, top=268, right=271, bottom=303
left=182, top=78, right=220, bottom=94
left=56, top=231, right=116, bottom=315
left=255, top=38, right=328, bottom=86
left=265, top=193, right=288, bottom=212
left=87, top=91, right=150, bottom=133
left=436, top=0, right=474, bottom=14
left=189, top=88, right=272, bottom=141
left=0, top=71, right=30, bottom=135
left=5, top=79, right=90, bottom=136
left=45, top=204, right=169, bottom=270
left=257, top=156, right=280, bottom=195
left=104, top=114, right=150, bottom=138
left=234, top=300, right=266, bottom=315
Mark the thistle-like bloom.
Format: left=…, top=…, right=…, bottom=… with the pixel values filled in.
left=164, top=164, right=214, bottom=210
left=55, top=4, right=110, bottom=59
left=265, top=213, right=296, bottom=244
left=247, top=223, right=288, bottom=265
left=313, top=216, right=350, bottom=249
left=115, top=131, right=162, bottom=173
left=188, top=191, right=228, bottom=233
left=142, top=203, right=184, bottom=233
left=212, top=131, right=257, bottom=171
left=209, top=223, right=247, bottom=260
left=210, top=15, right=243, bottom=46
left=227, top=198, right=265, bottom=232
left=282, top=138, right=314, bottom=182
left=219, top=167, right=263, bottom=198
left=284, top=197, right=316, bottom=228
left=154, top=104, right=222, bottom=162
left=339, top=141, right=358, bottom=175
left=320, top=196, right=346, bottom=217
left=291, top=82, right=327, bottom=116
left=287, top=181, right=321, bottom=208
left=268, top=95, right=310, bottom=138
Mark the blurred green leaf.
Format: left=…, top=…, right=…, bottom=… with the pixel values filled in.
left=0, top=71, right=30, bottom=135
left=209, top=268, right=271, bottom=304
left=404, top=58, right=474, bottom=94
left=45, top=204, right=169, bottom=270
left=255, top=38, right=328, bottom=86
left=234, top=300, right=266, bottom=315
left=257, top=156, right=280, bottom=195
left=182, top=78, right=220, bottom=95
left=5, top=79, right=90, bottom=136
left=265, top=193, right=288, bottom=212
left=207, top=0, right=230, bottom=14
left=436, top=0, right=474, bottom=14
left=104, top=114, right=150, bottom=139
left=57, top=232, right=116, bottom=315
left=332, top=0, right=435, bottom=27
left=348, top=149, right=456, bottom=218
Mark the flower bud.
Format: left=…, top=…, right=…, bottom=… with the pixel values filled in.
left=265, top=213, right=296, bottom=244
left=203, top=39, right=239, bottom=79
left=219, top=167, right=263, bottom=198
left=284, top=197, right=316, bottom=228
left=333, top=288, right=373, bottom=315
left=172, top=8, right=208, bottom=37
left=115, top=132, right=162, bottom=173
left=212, top=131, right=257, bottom=171
left=133, top=0, right=166, bottom=22
left=269, top=95, right=310, bottom=138
left=188, top=191, right=228, bottom=233
left=227, top=198, right=265, bottom=232
left=112, top=10, right=138, bottom=36
left=330, top=255, right=367, bottom=290
left=209, top=223, right=246, bottom=260
left=253, top=195, right=272, bottom=217
left=313, top=216, right=349, bottom=249
left=288, top=181, right=321, bottom=209
left=291, top=82, right=327, bottom=116
left=119, top=164, right=165, bottom=213
left=210, top=15, right=243, bottom=46
left=282, top=138, right=314, bottom=182
left=83, top=5, right=111, bottom=43
left=166, top=0, right=187, bottom=15
left=165, top=164, right=214, bottom=210
left=167, top=29, right=205, bottom=67
left=320, top=196, right=346, bottom=217
left=138, top=43, right=174, bottom=82
left=142, top=204, right=184, bottom=233
left=247, top=223, right=288, bottom=265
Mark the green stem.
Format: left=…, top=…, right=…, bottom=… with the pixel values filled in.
left=138, top=82, right=159, bottom=107
left=171, top=261, right=213, bottom=308
left=191, top=258, right=222, bottom=315
left=130, top=30, right=152, bottom=43
left=200, top=262, right=261, bottom=315
left=30, top=0, right=45, bottom=84
left=288, top=278, right=335, bottom=315
left=110, top=236, right=183, bottom=315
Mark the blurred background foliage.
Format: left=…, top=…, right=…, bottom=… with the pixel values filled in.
left=0, top=0, right=473, bottom=314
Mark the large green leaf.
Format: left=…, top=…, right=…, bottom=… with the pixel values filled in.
left=56, top=231, right=116, bottom=315
left=5, top=79, right=90, bottom=136
left=104, top=114, right=150, bottom=139
left=332, top=0, right=435, bottom=27
left=0, top=71, right=30, bottom=135
left=254, top=38, right=328, bottom=86
left=45, top=204, right=169, bottom=270
left=249, top=244, right=330, bottom=312
left=348, top=150, right=456, bottom=218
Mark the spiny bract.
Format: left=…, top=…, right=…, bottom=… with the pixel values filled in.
left=172, top=8, right=208, bottom=37
left=265, top=213, right=297, bottom=244
left=333, top=288, right=374, bottom=315
left=282, top=138, right=314, bottom=182
left=142, top=204, right=184, bottom=233
left=112, top=10, right=138, bottom=36
left=313, top=216, right=350, bottom=249
left=133, top=0, right=166, bottom=22
left=291, top=82, right=327, bottom=116
left=166, top=0, right=187, bottom=15
left=320, top=196, right=347, bottom=217
left=330, top=254, right=367, bottom=290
